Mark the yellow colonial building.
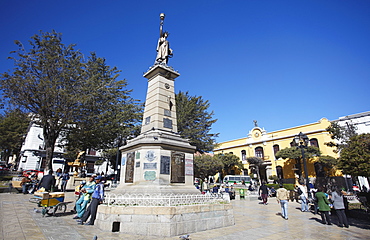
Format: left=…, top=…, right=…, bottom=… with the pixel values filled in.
left=214, top=118, right=339, bottom=184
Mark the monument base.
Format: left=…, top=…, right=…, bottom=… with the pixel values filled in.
left=116, top=129, right=199, bottom=195
left=96, top=203, right=234, bottom=237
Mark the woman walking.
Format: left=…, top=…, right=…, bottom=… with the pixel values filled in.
left=331, top=187, right=349, bottom=228
left=315, top=186, right=332, bottom=225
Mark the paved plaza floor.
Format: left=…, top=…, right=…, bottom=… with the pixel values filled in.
left=1, top=191, right=369, bottom=240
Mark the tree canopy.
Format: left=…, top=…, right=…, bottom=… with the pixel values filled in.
left=1, top=31, right=141, bottom=170
left=214, top=153, right=243, bottom=175
left=317, top=155, right=338, bottom=169
left=61, top=53, right=143, bottom=153
left=246, top=156, right=264, bottom=166
left=176, top=91, right=218, bottom=153
left=338, top=133, right=370, bottom=177
left=246, top=156, right=264, bottom=184
left=275, top=146, right=321, bottom=160
left=0, top=109, right=30, bottom=162
left=325, top=121, right=357, bottom=153
left=193, top=154, right=223, bottom=180
left=193, top=153, right=242, bottom=181
left=275, top=146, right=321, bottom=182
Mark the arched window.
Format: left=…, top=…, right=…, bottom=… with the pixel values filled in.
left=273, top=144, right=280, bottom=158
left=255, top=147, right=264, bottom=159
left=310, top=138, right=319, bottom=148
left=314, top=162, right=325, bottom=177
left=276, top=166, right=284, bottom=180
left=241, top=150, right=246, bottom=161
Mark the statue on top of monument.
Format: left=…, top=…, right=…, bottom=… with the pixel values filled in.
left=155, top=13, right=173, bottom=65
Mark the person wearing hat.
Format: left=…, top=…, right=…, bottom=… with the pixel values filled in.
left=78, top=175, right=104, bottom=225
left=73, top=176, right=96, bottom=219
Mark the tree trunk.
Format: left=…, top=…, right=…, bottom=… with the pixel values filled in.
left=256, top=166, right=261, bottom=185
left=2, top=149, right=10, bottom=163
left=43, top=126, right=58, bottom=173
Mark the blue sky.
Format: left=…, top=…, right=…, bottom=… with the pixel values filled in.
left=1, top=0, right=369, bottom=143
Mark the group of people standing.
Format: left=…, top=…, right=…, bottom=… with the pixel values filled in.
left=37, top=170, right=105, bottom=226
left=56, top=168, right=70, bottom=192
left=274, top=183, right=349, bottom=228
left=313, top=185, right=349, bottom=228
left=21, top=169, right=69, bottom=193
left=75, top=175, right=105, bottom=226
left=21, top=169, right=105, bottom=226
left=37, top=169, right=70, bottom=192
left=20, top=174, right=39, bottom=194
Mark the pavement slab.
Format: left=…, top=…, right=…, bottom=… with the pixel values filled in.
left=1, top=192, right=369, bottom=240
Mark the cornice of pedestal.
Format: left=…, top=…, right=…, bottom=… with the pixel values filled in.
left=120, top=129, right=196, bottom=153
left=143, top=64, right=180, bottom=80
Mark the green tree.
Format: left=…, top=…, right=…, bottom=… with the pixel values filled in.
left=325, top=121, right=357, bottom=153
left=246, top=157, right=264, bottom=184
left=101, top=148, right=118, bottom=168
left=214, top=153, right=243, bottom=175
left=338, top=133, right=370, bottom=177
left=276, top=146, right=321, bottom=160
left=276, top=146, right=321, bottom=181
left=61, top=53, right=143, bottom=153
left=176, top=91, right=219, bottom=153
left=1, top=31, right=140, bottom=171
left=194, top=154, right=223, bottom=180
left=314, top=155, right=339, bottom=188
left=0, top=109, right=30, bottom=162
left=317, top=155, right=338, bottom=170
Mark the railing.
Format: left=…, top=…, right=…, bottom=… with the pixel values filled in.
left=104, top=193, right=230, bottom=207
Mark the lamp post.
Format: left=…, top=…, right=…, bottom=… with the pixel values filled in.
left=294, top=132, right=310, bottom=193
left=115, top=135, right=123, bottom=184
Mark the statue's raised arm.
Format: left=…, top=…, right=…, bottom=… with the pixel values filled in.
left=155, top=13, right=173, bottom=65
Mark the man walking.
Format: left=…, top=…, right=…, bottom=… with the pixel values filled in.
left=276, top=184, right=289, bottom=220
left=259, top=181, right=269, bottom=205
left=59, top=170, right=70, bottom=192
left=78, top=175, right=104, bottom=225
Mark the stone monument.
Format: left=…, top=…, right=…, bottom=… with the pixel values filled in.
left=96, top=13, right=234, bottom=237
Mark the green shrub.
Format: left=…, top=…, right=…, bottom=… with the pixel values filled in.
left=0, top=176, right=13, bottom=181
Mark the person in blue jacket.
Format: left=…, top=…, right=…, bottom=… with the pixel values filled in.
left=78, top=176, right=104, bottom=225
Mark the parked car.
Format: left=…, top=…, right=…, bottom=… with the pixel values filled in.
left=22, top=169, right=44, bottom=178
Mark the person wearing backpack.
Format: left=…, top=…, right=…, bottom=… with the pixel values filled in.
left=298, top=183, right=309, bottom=212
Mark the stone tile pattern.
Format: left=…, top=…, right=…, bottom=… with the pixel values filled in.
left=1, top=192, right=370, bottom=240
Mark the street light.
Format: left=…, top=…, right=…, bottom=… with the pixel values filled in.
left=293, top=132, right=310, bottom=193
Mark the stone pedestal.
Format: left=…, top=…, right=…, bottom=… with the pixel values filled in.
left=96, top=64, right=234, bottom=236
left=96, top=203, right=234, bottom=237
left=112, top=129, right=199, bottom=195
left=111, top=65, right=198, bottom=195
